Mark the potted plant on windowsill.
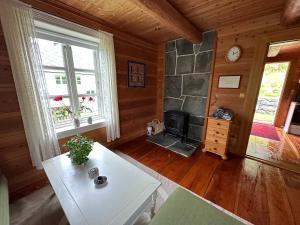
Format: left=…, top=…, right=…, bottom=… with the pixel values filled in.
left=81, top=96, right=95, bottom=125
left=63, top=135, right=94, bottom=165
left=53, top=95, right=94, bottom=127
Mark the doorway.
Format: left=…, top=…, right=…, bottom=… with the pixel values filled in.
left=246, top=40, right=300, bottom=173
left=253, top=62, right=290, bottom=124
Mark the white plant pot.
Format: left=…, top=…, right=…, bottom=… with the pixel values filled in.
left=74, top=118, right=80, bottom=128
left=87, top=116, right=93, bottom=125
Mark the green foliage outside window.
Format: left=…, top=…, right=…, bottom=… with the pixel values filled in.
left=258, top=62, right=289, bottom=97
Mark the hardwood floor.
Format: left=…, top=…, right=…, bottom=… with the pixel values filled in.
left=116, top=136, right=300, bottom=225
left=247, top=127, right=300, bottom=173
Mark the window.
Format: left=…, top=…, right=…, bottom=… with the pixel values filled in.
left=36, top=29, right=103, bottom=131
left=76, top=76, right=81, bottom=84
left=55, top=75, right=61, bottom=84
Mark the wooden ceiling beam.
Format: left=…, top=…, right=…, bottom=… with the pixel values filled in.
left=130, top=0, right=202, bottom=43
left=281, top=0, right=300, bottom=25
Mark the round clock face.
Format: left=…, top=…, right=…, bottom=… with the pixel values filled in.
left=226, top=46, right=242, bottom=62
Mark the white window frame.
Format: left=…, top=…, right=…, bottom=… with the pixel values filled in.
left=36, top=27, right=105, bottom=138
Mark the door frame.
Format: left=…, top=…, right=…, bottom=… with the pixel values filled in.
left=238, top=27, right=300, bottom=156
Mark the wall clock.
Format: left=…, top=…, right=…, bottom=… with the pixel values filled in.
left=226, top=45, right=242, bottom=62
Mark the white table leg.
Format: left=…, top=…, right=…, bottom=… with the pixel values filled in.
left=150, top=190, right=158, bottom=218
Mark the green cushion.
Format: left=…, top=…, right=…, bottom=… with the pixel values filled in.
left=0, top=174, right=9, bottom=225
left=150, top=187, right=248, bottom=225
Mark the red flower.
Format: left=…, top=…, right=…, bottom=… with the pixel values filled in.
left=82, top=96, right=86, bottom=101
left=53, top=96, right=63, bottom=101
left=89, top=96, right=94, bottom=101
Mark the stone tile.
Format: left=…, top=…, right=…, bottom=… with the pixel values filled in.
left=194, top=43, right=202, bottom=54
left=182, top=96, right=207, bottom=116
left=195, top=51, right=212, bottom=73
left=164, top=76, right=182, bottom=98
left=168, top=141, right=197, bottom=157
left=176, top=39, right=194, bottom=55
left=147, top=133, right=178, bottom=147
left=165, top=40, right=176, bottom=52
left=189, top=116, right=205, bottom=126
left=188, top=124, right=204, bottom=141
left=185, top=138, right=201, bottom=147
left=176, top=55, right=194, bottom=74
left=165, top=51, right=176, bottom=75
left=164, top=98, right=183, bottom=111
left=182, top=74, right=209, bottom=97
left=199, top=31, right=216, bottom=52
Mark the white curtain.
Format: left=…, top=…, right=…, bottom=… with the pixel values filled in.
left=98, top=32, right=120, bottom=142
left=0, top=0, right=60, bottom=169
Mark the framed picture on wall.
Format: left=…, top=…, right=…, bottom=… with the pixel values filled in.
left=128, top=61, right=146, bottom=87
left=218, top=75, right=241, bottom=89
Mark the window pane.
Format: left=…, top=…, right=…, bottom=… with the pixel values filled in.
left=45, top=70, right=69, bottom=96
left=38, top=39, right=64, bottom=67
left=79, top=96, right=99, bottom=118
left=50, top=97, right=73, bottom=124
left=75, top=72, right=97, bottom=95
left=55, top=75, right=61, bottom=84
left=71, top=45, right=95, bottom=70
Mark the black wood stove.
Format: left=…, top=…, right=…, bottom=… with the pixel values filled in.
left=164, top=110, right=189, bottom=142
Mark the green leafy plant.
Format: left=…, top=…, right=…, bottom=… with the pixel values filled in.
left=63, top=135, right=94, bottom=165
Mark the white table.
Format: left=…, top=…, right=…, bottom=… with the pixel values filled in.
left=42, top=142, right=160, bottom=225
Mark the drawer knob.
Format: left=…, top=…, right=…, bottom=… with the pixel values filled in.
left=216, top=131, right=219, bottom=134
left=214, top=148, right=217, bottom=150
left=214, top=139, right=218, bottom=143
left=217, top=123, right=221, bottom=125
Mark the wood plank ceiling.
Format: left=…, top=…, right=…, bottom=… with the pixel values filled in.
left=42, top=0, right=286, bottom=43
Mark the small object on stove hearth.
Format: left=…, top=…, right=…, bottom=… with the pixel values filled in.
left=94, top=176, right=107, bottom=186
left=88, top=167, right=99, bottom=179
left=147, top=119, right=164, bottom=135
left=212, top=107, right=233, bottom=121
left=147, top=126, right=153, bottom=136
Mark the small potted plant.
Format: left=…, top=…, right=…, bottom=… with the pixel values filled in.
left=63, top=135, right=94, bottom=165
left=53, top=95, right=94, bottom=128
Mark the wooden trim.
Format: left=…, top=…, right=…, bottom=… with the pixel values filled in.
left=238, top=27, right=300, bottom=156
left=203, top=34, right=218, bottom=142
left=156, top=43, right=165, bottom=121
left=281, top=0, right=300, bottom=25
left=130, top=0, right=202, bottom=43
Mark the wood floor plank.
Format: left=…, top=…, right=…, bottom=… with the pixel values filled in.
left=159, top=150, right=203, bottom=183
left=235, top=159, right=270, bottom=225
left=281, top=169, right=300, bottom=225
left=204, top=157, right=243, bottom=212
left=138, top=146, right=173, bottom=172
left=116, top=136, right=300, bottom=225
left=263, top=165, right=295, bottom=225
left=180, top=152, right=221, bottom=196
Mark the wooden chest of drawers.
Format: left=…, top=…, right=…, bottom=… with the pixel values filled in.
left=203, top=117, right=231, bottom=159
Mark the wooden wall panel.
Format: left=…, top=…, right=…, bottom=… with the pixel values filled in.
left=208, top=13, right=300, bottom=155
left=156, top=43, right=165, bottom=121
left=0, top=2, right=159, bottom=200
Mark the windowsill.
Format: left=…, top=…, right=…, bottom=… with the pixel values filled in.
left=56, top=119, right=106, bottom=139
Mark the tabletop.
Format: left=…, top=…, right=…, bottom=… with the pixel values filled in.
left=42, top=142, right=160, bottom=225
